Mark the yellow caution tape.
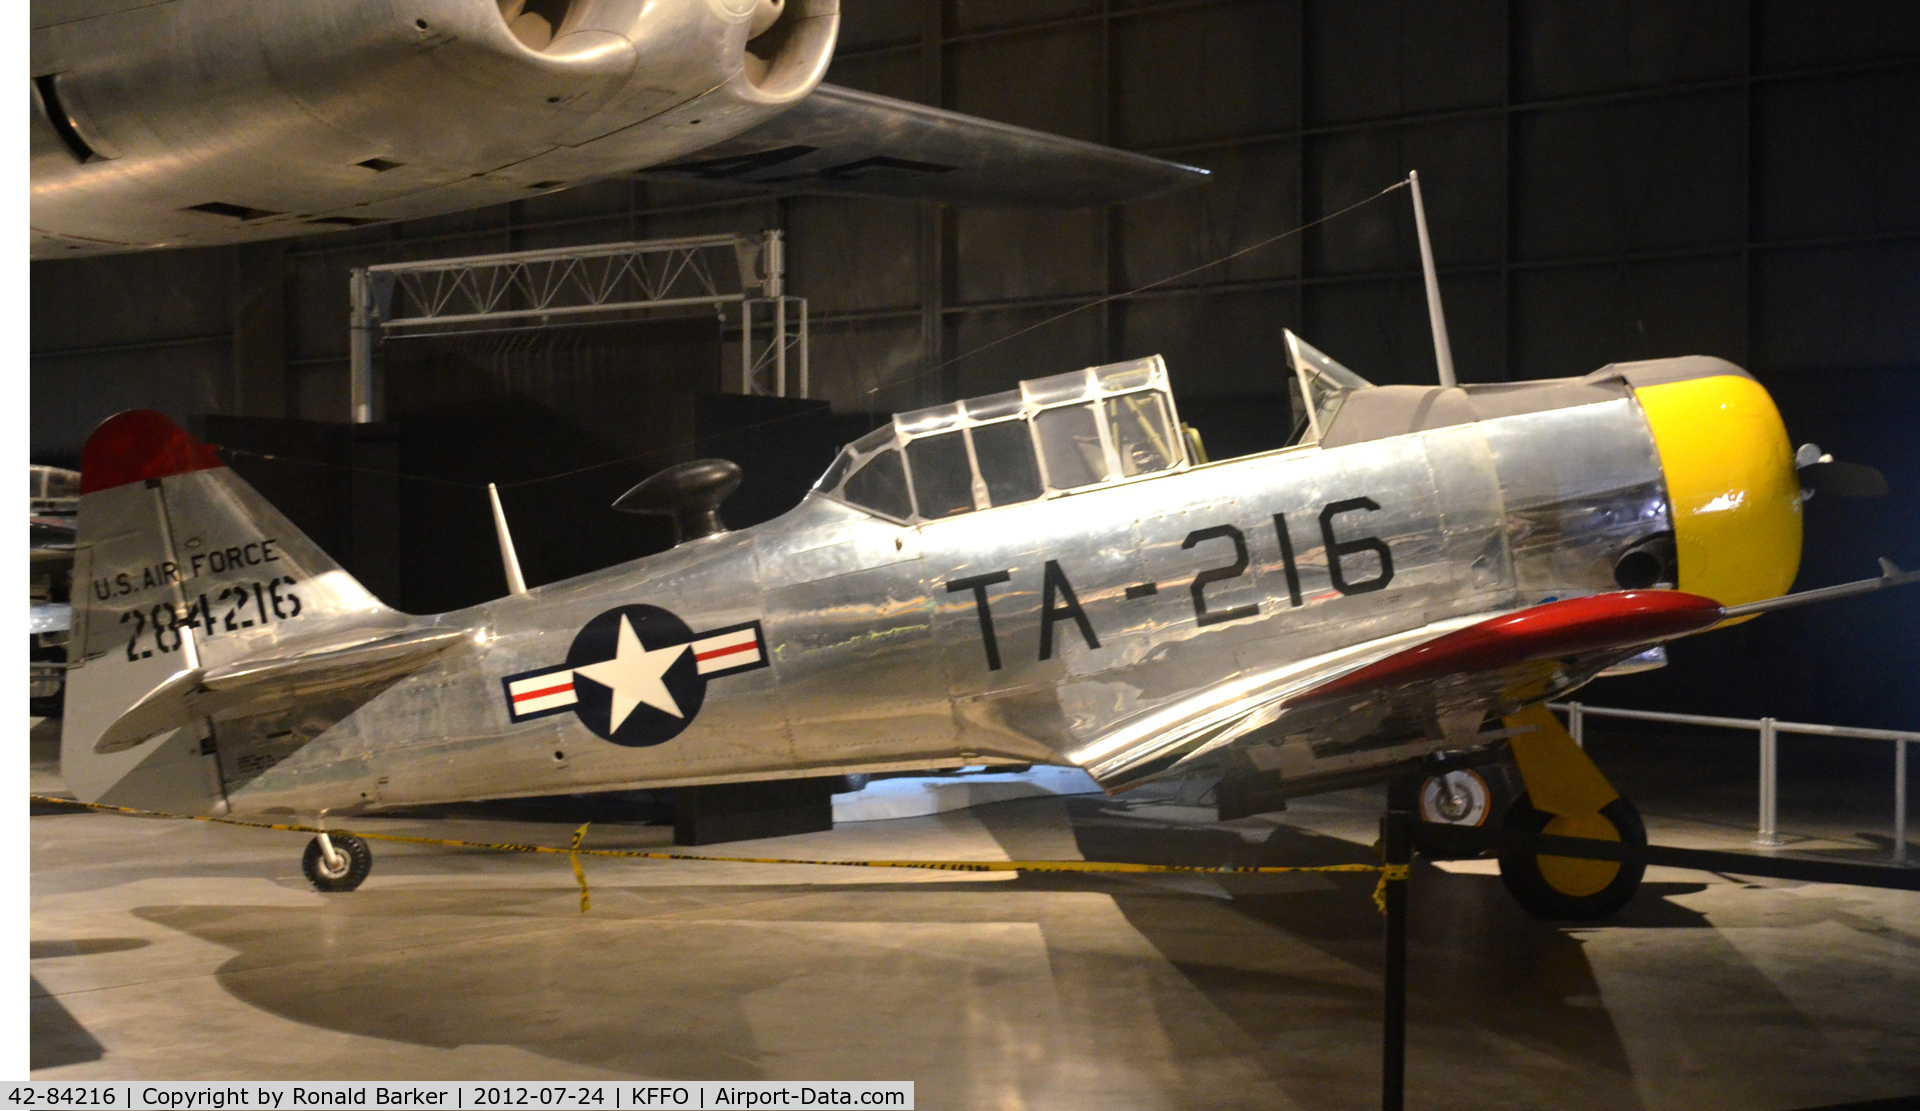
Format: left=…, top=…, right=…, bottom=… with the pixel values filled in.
left=1373, top=862, right=1411, bottom=913
left=32, top=794, right=1397, bottom=911
left=569, top=823, right=592, bottom=914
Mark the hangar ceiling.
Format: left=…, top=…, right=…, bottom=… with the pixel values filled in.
left=29, top=0, right=1920, bottom=722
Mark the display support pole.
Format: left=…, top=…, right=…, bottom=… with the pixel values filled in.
left=775, top=296, right=788, bottom=398
left=1895, top=740, right=1908, bottom=866
left=1755, top=717, right=1781, bottom=847
left=1381, top=807, right=1412, bottom=1111
left=797, top=299, right=810, bottom=400
left=349, top=268, right=374, bottom=424
left=741, top=298, right=754, bottom=395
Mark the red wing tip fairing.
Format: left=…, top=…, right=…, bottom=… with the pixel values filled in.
left=1293, top=591, right=1727, bottom=708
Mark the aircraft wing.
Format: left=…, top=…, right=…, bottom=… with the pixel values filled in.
left=639, top=84, right=1209, bottom=206
left=1071, top=591, right=1726, bottom=791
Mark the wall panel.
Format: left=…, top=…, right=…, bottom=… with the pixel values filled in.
left=1756, top=0, right=1920, bottom=71
left=954, top=208, right=1104, bottom=304
left=1753, top=243, right=1920, bottom=372
left=806, top=318, right=927, bottom=413
left=1305, top=0, right=1505, bottom=125
left=1515, top=0, right=1747, bottom=100
left=1754, top=69, right=1920, bottom=241
left=1116, top=138, right=1301, bottom=290
left=944, top=304, right=1106, bottom=400
left=788, top=198, right=921, bottom=314
left=1512, top=90, right=1745, bottom=260
left=1114, top=287, right=1298, bottom=397
left=1512, top=255, right=1747, bottom=379
left=1112, top=0, right=1301, bottom=149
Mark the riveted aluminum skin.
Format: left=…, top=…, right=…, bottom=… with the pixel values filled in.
left=64, top=348, right=1703, bottom=820
left=193, top=395, right=1665, bottom=817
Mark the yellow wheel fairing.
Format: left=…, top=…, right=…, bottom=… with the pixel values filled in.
left=1634, top=374, right=1801, bottom=609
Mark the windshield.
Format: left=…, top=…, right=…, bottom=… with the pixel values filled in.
left=1283, top=330, right=1373, bottom=446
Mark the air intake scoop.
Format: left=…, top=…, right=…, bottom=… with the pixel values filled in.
left=613, top=459, right=743, bottom=544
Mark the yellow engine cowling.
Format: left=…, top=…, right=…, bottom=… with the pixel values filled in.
left=1634, top=372, right=1802, bottom=612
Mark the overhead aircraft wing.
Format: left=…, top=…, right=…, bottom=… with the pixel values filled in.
left=638, top=84, right=1209, bottom=206
left=1071, top=591, right=1727, bottom=791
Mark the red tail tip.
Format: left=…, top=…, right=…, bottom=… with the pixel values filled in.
left=79, top=410, right=223, bottom=495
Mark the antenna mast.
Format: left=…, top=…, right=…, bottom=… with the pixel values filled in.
left=1408, top=171, right=1457, bottom=388
left=488, top=482, right=528, bottom=596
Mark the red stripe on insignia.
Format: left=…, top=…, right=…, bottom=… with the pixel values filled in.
left=513, top=680, right=573, bottom=702
left=696, top=641, right=757, bottom=662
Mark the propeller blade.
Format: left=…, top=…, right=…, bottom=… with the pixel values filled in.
left=1800, top=460, right=1888, bottom=498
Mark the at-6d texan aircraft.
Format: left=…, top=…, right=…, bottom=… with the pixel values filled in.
left=62, top=330, right=1909, bottom=917
left=31, top=0, right=1206, bottom=256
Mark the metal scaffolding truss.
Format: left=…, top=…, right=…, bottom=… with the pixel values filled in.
left=743, top=295, right=808, bottom=399
left=348, top=230, right=809, bottom=421
left=369, top=234, right=765, bottom=332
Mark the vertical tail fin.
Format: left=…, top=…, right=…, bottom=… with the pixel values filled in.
left=62, top=411, right=404, bottom=810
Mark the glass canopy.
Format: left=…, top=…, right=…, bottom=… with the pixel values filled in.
left=817, top=356, right=1191, bottom=524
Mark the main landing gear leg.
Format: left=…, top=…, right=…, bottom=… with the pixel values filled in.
left=303, top=829, right=374, bottom=892
left=1495, top=704, right=1646, bottom=920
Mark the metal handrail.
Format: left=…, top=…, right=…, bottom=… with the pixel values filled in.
left=1549, top=701, right=1914, bottom=866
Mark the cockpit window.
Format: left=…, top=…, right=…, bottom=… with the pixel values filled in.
left=971, top=420, right=1043, bottom=506
left=850, top=424, right=895, bottom=453
left=1035, top=404, right=1109, bottom=490
left=841, top=448, right=913, bottom=520
left=1104, top=392, right=1178, bottom=477
left=906, top=430, right=976, bottom=519
left=818, top=353, right=1193, bottom=523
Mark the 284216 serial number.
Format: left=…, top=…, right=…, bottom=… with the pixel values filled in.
left=119, top=576, right=303, bottom=661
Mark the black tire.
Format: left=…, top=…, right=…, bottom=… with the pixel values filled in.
left=1497, top=793, right=1646, bottom=920
left=302, top=834, right=373, bottom=892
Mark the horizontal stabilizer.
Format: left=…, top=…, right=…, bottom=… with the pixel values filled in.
left=94, top=628, right=467, bottom=754
left=641, top=84, right=1209, bottom=206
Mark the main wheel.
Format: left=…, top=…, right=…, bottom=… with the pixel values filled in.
left=1497, top=793, right=1645, bottom=920
left=302, top=834, right=373, bottom=892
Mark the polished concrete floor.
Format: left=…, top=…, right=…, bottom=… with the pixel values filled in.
left=30, top=722, right=1920, bottom=1110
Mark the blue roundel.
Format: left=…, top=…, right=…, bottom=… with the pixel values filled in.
left=564, top=604, right=708, bottom=747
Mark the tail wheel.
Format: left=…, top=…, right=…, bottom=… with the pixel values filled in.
left=1412, top=764, right=1520, bottom=859
left=302, top=833, right=373, bottom=892
left=1497, top=793, right=1645, bottom=920
left=1420, top=769, right=1493, bottom=825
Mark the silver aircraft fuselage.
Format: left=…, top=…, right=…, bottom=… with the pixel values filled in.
left=213, top=362, right=1677, bottom=817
